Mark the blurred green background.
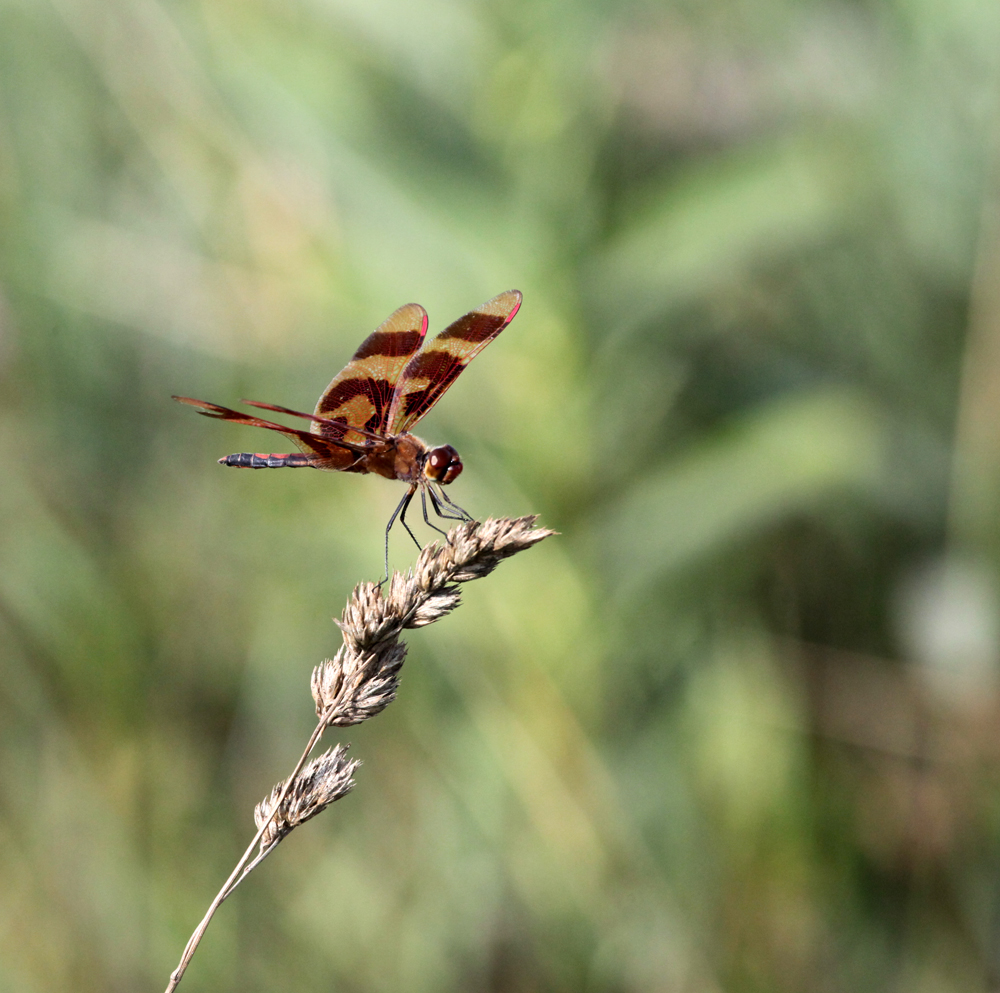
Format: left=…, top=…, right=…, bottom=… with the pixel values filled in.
left=2, top=0, right=1000, bottom=989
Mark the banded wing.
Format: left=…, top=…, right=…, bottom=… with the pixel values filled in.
left=314, top=302, right=429, bottom=448
left=387, top=290, right=522, bottom=436
left=171, top=396, right=361, bottom=471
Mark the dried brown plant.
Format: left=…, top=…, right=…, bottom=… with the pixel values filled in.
left=164, top=516, right=554, bottom=992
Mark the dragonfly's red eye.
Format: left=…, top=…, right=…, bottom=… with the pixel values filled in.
left=426, top=445, right=462, bottom=484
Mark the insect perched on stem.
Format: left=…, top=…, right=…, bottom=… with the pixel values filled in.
left=174, top=290, right=522, bottom=573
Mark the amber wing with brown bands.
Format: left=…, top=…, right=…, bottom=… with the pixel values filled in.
left=171, top=396, right=359, bottom=471
left=387, top=290, right=522, bottom=436
left=314, top=302, right=428, bottom=448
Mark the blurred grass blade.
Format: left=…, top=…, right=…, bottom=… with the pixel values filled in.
left=598, top=388, right=887, bottom=591
left=593, top=134, right=871, bottom=329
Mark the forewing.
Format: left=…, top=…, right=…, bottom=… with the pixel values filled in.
left=387, top=290, right=522, bottom=435
left=314, top=303, right=428, bottom=447
left=172, top=396, right=359, bottom=471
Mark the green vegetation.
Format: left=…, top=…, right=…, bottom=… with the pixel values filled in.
left=0, top=0, right=998, bottom=989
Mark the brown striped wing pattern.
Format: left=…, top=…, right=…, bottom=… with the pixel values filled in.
left=314, top=303, right=429, bottom=448
left=171, top=396, right=360, bottom=470
left=387, top=290, right=522, bottom=436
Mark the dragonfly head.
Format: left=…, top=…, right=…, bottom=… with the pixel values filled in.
left=424, top=445, right=463, bottom=485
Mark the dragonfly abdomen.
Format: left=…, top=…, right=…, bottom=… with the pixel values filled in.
left=219, top=453, right=313, bottom=468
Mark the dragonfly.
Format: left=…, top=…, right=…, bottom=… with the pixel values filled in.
left=174, top=289, right=522, bottom=573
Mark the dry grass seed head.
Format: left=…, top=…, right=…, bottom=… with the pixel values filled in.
left=255, top=744, right=360, bottom=851
left=312, top=517, right=554, bottom=722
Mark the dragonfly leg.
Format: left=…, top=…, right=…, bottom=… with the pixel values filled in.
left=432, top=484, right=472, bottom=521
left=398, top=492, right=422, bottom=554
left=383, top=485, right=418, bottom=582
left=427, top=487, right=472, bottom=548
left=420, top=486, right=450, bottom=537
